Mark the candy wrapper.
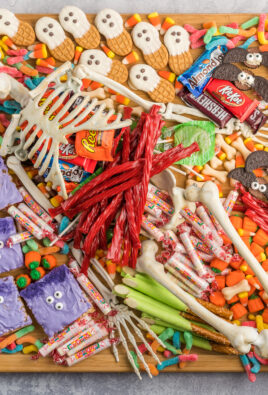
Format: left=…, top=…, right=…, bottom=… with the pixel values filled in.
left=177, top=46, right=227, bottom=97
left=174, top=120, right=215, bottom=166
left=42, top=158, right=91, bottom=184
left=75, top=129, right=115, bottom=162
left=0, top=217, right=24, bottom=273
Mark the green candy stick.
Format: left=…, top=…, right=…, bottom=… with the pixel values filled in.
left=71, top=167, right=103, bottom=195
left=122, top=272, right=188, bottom=312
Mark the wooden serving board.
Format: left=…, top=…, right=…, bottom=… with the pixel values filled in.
left=0, top=13, right=267, bottom=373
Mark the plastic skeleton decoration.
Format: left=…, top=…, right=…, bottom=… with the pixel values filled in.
left=0, top=62, right=132, bottom=199
left=222, top=47, right=268, bottom=69
left=229, top=151, right=268, bottom=201
left=136, top=181, right=268, bottom=358
left=71, top=248, right=164, bottom=379
left=213, top=63, right=268, bottom=101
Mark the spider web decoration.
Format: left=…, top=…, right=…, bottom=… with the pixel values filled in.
left=5, top=62, right=131, bottom=199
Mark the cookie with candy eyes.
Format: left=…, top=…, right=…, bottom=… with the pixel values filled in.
left=0, top=9, right=35, bottom=45
left=132, top=22, right=168, bottom=70
left=213, top=63, right=268, bottom=101
left=129, top=64, right=175, bottom=103
left=164, top=25, right=193, bottom=74
left=35, top=17, right=75, bottom=62
left=95, top=9, right=132, bottom=56
left=78, top=49, right=128, bottom=83
left=223, top=47, right=268, bottom=69
left=59, top=6, right=100, bottom=49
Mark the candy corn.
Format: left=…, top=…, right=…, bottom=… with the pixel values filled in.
left=175, top=79, right=183, bottom=94
left=2, top=36, right=17, bottom=50
left=244, top=138, right=256, bottom=152
left=160, top=17, right=175, bottom=35
left=111, top=95, right=130, bottom=105
left=122, top=51, right=139, bottom=65
left=148, top=12, right=161, bottom=30
left=158, top=70, right=176, bottom=82
left=28, top=43, right=44, bottom=51
left=36, top=59, right=55, bottom=70
left=235, top=153, right=245, bottom=168
left=0, top=48, right=4, bottom=60
left=74, top=46, right=83, bottom=64
left=88, top=81, right=103, bottom=91
left=44, top=57, right=56, bottom=66
left=125, top=13, right=141, bottom=28
left=100, top=43, right=115, bottom=58
left=253, top=229, right=268, bottom=247
left=0, top=40, right=9, bottom=52
left=238, top=228, right=255, bottom=237
left=217, top=150, right=227, bottom=161
left=253, top=168, right=265, bottom=177
left=225, top=132, right=241, bottom=144
left=29, top=44, right=47, bottom=59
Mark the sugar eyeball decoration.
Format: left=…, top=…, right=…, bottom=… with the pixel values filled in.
left=129, top=63, right=175, bottom=103
left=59, top=6, right=100, bottom=49
left=164, top=25, right=193, bottom=74
left=95, top=9, right=132, bottom=56
left=35, top=16, right=75, bottom=62
left=132, top=21, right=168, bottom=69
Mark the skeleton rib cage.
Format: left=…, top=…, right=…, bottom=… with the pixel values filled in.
left=2, top=62, right=131, bottom=199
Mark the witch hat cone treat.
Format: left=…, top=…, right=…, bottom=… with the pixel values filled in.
left=59, top=6, right=100, bottom=49
left=95, top=9, right=132, bottom=56
left=129, top=64, right=175, bottom=103
left=35, top=17, right=75, bottom=62
left=164, top=25, right=193, bottom=74
left=77, top=49, right=128, bottom=84
left=0, top=9, right=35, bottom=46
left=132, top=22, right=168, bottom=69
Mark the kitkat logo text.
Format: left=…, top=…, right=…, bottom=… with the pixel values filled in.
left=215, top=85, right=245, bottom=107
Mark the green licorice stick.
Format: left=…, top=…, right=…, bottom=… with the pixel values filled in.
left=158, top=327, right=174, bottom=342
left=71, top=167, right=103, bottom=195
left=219, top=26, right=238, bottom=34
left=114, top=285, right=191, bottom=331
left=241, top=16, right=259, bottom=29
left=162, top=341, right=182, bottom=355
left=150, top=325, right=212, bottom=352
left=184, top=331, right=193, bottom=350
left=122, top=273, right=188, bottom=312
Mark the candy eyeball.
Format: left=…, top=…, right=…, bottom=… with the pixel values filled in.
left=129, top=64, right=160, bottom=92
left=238, top=71, right=247, bottom=82
left=245, top=74, right=254, bottom=85
left=255, top=53, right=262, bottom=61
left=259, top=184, right=267, bottom=193
left=0, top=296, right=4, bottom=304
left=46, top=296, right=54, bottom=304
left=251, top=181, right=259, bottom=190
left=54, top=291, right=63, bottom=299
left=95, top=9, right=123, bottom=38
left=246, top=53, right=254, bottom=61
left=55, top=302, right=63, bottom=310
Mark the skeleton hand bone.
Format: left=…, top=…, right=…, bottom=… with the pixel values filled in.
left=0, top=73, right=30, bottom=107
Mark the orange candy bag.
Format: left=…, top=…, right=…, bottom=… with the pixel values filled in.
left=75, top=129, right=115, bottom=162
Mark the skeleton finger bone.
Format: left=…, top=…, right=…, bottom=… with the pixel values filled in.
left=231, top=137, right=251, bottom=160
left=136, top=240, right=259, bottom=355
left=210, top=156, right=223, bottom=169
left=222, top=279, right=250, bottom=301
left=0, top=73, right=30, bottom=107
left=216, top=134, right=236, bottom=160
left=202, top=164, right=228, bottom=184
left=184, top=182, right=268, bottom=297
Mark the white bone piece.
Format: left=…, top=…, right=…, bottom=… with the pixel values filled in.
left=184, top=182, right=268, bottom=295
left=231, top=137, right=251, bottom=160
left=202, top=164, right=228, bottom=184
left=136, top=240, right=259, bottom=355
left=6, top=155, right=62, bottom=222
left=210, top=156, right=223, bottom=169
left=0, top=114, right=20, bottom=157
left=215, top=134, right=236, bottom=160
left=150, top=169, right=195, bottom=230
left=223, top=159, right=236, bottom=172
left=5, top=64, right=131, bottom=199
left=222, top=279, right=250, bottom=301
left=97, top=98, right=114, bottom=109
left=0, top=73, right=30, bottom=107
left=86, top=87, right=106, bottom=99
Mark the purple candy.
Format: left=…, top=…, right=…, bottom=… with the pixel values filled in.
left=0, top=276, right=32, bottom=336
left=21, top=265, right=91, bottom=337
left=0, top=217, right=24, bottom=273
left=0, top=156, right=22, bottom=210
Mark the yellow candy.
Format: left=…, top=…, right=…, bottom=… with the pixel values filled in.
left=232, top=320, right=241, bottom=326
left=239, top=264, right=248, bottom=272
left=157, top=346, right=165, bottom=352
left=248, top=314, right=256, bottom=321
left=256, top=315, right=264, bottom=332
left=238, top=292, right=248, bottom=299
left=23, top=345, right=38, bottom=354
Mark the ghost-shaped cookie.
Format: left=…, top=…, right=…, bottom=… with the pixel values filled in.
left=77, top=49, right=128, bottom=83
left=35, top=17, right=75, bottom=62
left=59, top=6, right=100, bottom=49
left=129, top=64, right=175, bottom=103
left=95, top=9, right=132, bottom=56
left=0, top=9, right=35, bottom=46
left=164, top=25, right=193, bottom=75
left=132, top=22, right=168, bottom=69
